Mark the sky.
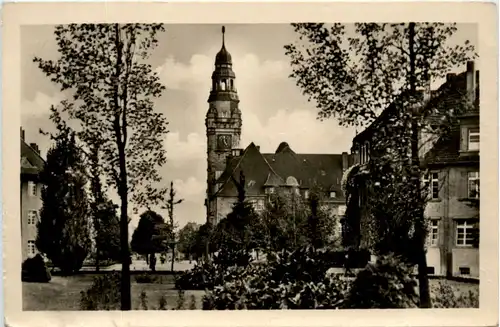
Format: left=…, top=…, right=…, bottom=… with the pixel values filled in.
left=21, top=23, right=477, bottom=234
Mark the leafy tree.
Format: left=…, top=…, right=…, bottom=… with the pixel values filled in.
left=89, top=143, right=120, bottom=270
left=34, top=23, right=168, bottom=310
left=130, top=210, right=172, bottom=271
left=178, top=222, right=200, bottom=262
left=212, top=171, right=260, bottom=267
left=36, top=128, right=92, bottom=275
left=285, top=23, right=475, bottom=307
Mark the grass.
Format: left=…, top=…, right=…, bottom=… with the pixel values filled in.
left=23, top=273, right=479, bottom=310
left=23, top=274, right=205, bottom=311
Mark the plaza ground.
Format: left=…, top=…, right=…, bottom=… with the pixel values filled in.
left=23, top=271, right=478, bottom=310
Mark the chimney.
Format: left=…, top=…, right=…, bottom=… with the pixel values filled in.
left=20, top=128, right=25, bottom=140
left=29, top=143, right=39, bottom=154
left=466, top=61, right=476, bottom=105
left=342, top=152, right=349, bottom=172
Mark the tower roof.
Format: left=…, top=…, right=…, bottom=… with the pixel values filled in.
left=215, top=26, right=232, bottom=65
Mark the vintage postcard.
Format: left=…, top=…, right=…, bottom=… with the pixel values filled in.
left=3, top=2, right=498, bottom=327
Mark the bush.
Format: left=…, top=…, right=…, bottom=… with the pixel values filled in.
left=432, top=281, right=479, bottom=308
left=175, top=262, right=220, bottom=290
left=135, top=273, right=157, bottom=284
left=344, top=254, right=418, bottom=308
left=202, top=246, right=351, bottom=310
left=80, top=272, right=121, bottom=310
left=21, top=254, right=51, bottom=283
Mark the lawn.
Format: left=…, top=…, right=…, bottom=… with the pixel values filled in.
left=23, top=274, right=205, bottom=311
left=23, top=273, right=479, bottom=310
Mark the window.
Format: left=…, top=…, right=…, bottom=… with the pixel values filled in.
left=304, top=190, right=309, bottom=199
left=215, top=171, right=223, bottom=180
left=27, top=210, right=38, bottom=225
left=427, top=220, right=439, bottom=246
left=468, top=128, right=479, bottom=151
left=468, top=171, right=480, bottom=199
left=423, top=172, right=439, bottom=199
left=427, top=267, right=435, bottom=275
left=266, top=187, right=275, bottom=194
left=256, top=199, right=265, bottom=211
left=338, top=205, right=346, bottom=216
left=330, top=191, right=337, bottom=198
left=456, top=220, right=478, bottom=247
left=28, top=181, right=37, bottom=197
left=459, top=267, right=470, bottom=275
left=27, top=240, right=36, bottom=256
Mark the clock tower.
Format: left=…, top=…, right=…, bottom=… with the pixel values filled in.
left=205, top=26, right=242, bottom=224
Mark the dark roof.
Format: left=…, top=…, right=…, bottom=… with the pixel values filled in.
left=423, top=128, right=479, bottom=166
left=215, top=142, right=353, bottom=199
left=215, top=44, right=232, bottom=65
left=21, top=138, right=45, bottom=175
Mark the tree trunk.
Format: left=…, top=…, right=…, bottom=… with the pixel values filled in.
left=409, top=22, right=431, bottom=308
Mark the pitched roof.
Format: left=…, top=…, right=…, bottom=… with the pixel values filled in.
left=215, top=142, right=352, bottom=199
left=21, top=138, right=45, bottom=175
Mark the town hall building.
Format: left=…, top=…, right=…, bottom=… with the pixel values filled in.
left=204, top=27, right=354, bottom=225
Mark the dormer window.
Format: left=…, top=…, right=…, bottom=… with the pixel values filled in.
left=468, top=127, right=479, bottom=151
left=266, top=187, right=275, bottom=195
left=330, top=191, right=337, bottom=198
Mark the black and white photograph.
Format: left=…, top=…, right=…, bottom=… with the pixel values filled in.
left=3, top=2, right=498, bottom=326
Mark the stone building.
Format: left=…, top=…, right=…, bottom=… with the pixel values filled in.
left=350, top=61, right=480, bottom=278
left=205, top=27, right=353, bottom=225
left=20, top=128, right=45, bottom=262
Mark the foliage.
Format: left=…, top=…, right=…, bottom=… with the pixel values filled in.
left=135, top=273, right=157, bottom=284
left=157, top=295, right=168, bottom=310
left=431, top=281, right=479, bottom=308
left=211, top=171, right=261, bottom=266
left=188, top=294, right=197, bottom=310
left=175, top=290, right=186, bottom=310
left=344, top=254, right=419, bottom=308
left=202, top=247, right=351, bottom=310
left=36, top=128, right=92, bottom=275
left=80, top=272, right=121, bottom=310
left=88, top=143, right=121, bottom=267
left=139, top=291, right=149, bottom=310
left=177, top=222, right=200, bottom=260
left=35, top=23, right=169, bottom=309
left=21, top=254, right=52, bottom=283
left=131, top=210, right=172, bottom=270
left=175, top=261, right=219, bottom=291
left=285, top=23, right=476, bottom=308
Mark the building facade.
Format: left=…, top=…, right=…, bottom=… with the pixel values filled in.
left=350, top=61, right=480, bottom=278
left=205, top=27, right=353, bottom=226
left=20, top=128, right=45, bottom=262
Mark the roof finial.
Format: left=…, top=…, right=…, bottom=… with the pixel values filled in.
left=222, top=25, right=225, bottom=47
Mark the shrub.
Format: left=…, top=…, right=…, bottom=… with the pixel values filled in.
left=135, top=273, right=157, bottom=284
left=432, top=281, right=479, bottom=308
left=175, top=290, right=186, bottom=310
left=80, top=272, right=121, bottom=310
left=157, top=295, right=168, bottom=310
left=189, top=294, right=197, bottom=310
left=202, top=246, right=351, bottom=310
left=21, top=254, right=51, bottom=283
left=175, top=262, right=219, bottom=290
left=139, top=291, right=148, bottom=310
left=344, top=254, right=418, bottom=308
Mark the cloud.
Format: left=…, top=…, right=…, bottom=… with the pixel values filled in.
left=173, top=176, right=205, bottom=199
left=241, top=109, right=355, bottom=154
left=164, top=132, right=206, bottom=167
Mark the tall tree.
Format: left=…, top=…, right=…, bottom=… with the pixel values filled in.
left=285, top=23, right=475, bottom=307
left=177, top=222, right=200, bottom=262
left=162, top=181, right=184, bottom=271
left=130, top=210, right=171, bottom=270
left=89, top=142, right=121, bottom=271
left=36, top=128, right=92, bottom=275
left=34, top=24, right=168, bottom=310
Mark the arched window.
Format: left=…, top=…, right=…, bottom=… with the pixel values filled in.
left=230, top=79, right=234, bottom=90
left=221, top=80, right=227, bottom=91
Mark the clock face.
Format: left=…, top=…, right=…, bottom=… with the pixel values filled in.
left=217, top=135, right=232, bottom=150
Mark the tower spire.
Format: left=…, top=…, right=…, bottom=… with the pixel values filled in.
left=222, top=26, right=225, bottom=47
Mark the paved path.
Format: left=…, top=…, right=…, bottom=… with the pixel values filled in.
left=80, top=259, right=196, bottom=272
